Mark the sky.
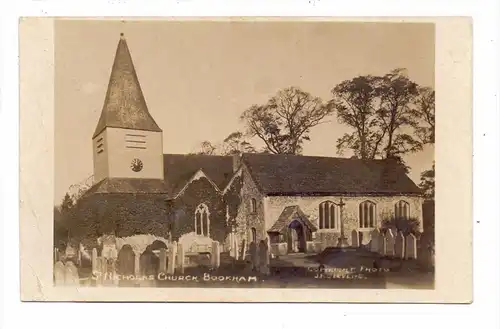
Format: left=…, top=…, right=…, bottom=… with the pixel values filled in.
left=55, top=19, right=435, bottom=204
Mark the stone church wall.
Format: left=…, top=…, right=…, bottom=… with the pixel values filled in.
left=170, top=176, right=228, bottom=244
left=264, top=195, right=424, bottom=249
left=224, top=164, right=266, bottom=247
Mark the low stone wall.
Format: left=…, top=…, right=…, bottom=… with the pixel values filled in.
left=305, top=241, right=323, bottom=254
left=270, top=243, right=288, bottom=256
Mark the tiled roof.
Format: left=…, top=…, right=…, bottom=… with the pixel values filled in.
left=163, top=154, right=234, bottom=195
left=242, top=153, right=422, bottom=196
left=84, top=178, right=171, bottom=196
left=93, top=34, right=162, bottom=138
left=268, top=205, right=318, bottom=233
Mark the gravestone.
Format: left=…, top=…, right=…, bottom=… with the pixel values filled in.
left=385, top=229, right=395, bottom=257
left=177, top=243, right=185, bottom=274
left=370, top=229, right=380, bottom=253
left=405, top=233, right=417, bottom=259
left=258, top=240, right=270, bottom=275
left=117, top=245, right=135, bottom=276
left=233, top=235, right=240, bottom=260
left=91, top=248, right=98, bottom=275
left=159, top=248, right=167, bottom=274
left=351, top=230, right=359, bottom=248
left=54, top=261, right=66, bottom=286
left=249, top=241, right=259, bottom=271
left=211, top=241, right=221, bottom=269
left=64, top=261, right=80, bottom=286
left=240, top=239, right=247, bottom=261
left=378, top=232, right=386, bottom=255
left=167, top=242, right=177, bottom=275
left=395, top=231, right=405, bottom=258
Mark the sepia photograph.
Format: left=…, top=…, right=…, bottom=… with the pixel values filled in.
left=52, top=18, right=435, bottom=289
left=18, top=17, right=472, bottom=302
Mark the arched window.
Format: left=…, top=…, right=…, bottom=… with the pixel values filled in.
left=195, top=204, right=210, bottom=237
left=250, top=198, right=257, bottom=213
left=359, top=201, right=376, bottom=229
left=395, top=200, right=410, bottom=220
left=319, top=201, right=339, bottom=229
left=251, top=227, right=257, bottom=243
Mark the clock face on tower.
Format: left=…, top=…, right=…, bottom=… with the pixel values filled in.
left=130, top=158, right=143, bottom=172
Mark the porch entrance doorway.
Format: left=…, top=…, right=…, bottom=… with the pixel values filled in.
left=288, top=219, right=306, bottom=253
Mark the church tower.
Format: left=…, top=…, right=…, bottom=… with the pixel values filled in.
left=92, top=33, right=164, bottom=183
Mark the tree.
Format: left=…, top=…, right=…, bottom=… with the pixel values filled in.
left=196, top=141, right=217, bottom=155
left=419, top=162, right=435, bottom=200
left=220, top=131, right=256, bottom=155
left=414, top=86, right=435, bottom=144
left=241, top=86, right=333, bottom=155
left=375, top=69, right=423, bottom=160
left=194, top=131, right=256, bottom=155
left=331, top=69, right=429, bottom=170
left=330, top=75, right=383, bottom=158
left=54, top=193, right=74, bottom=247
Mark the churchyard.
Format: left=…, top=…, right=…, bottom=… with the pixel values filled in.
left=53, top=226, right=434, bottom=289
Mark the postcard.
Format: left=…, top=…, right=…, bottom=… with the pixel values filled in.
left=19, top=17, right=472, bottom=302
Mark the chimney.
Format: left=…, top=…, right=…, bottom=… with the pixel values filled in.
left=232, top=152, right=242, bottom=172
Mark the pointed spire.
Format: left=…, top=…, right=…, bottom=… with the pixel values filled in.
left=93, top=33, right=162, bottom=138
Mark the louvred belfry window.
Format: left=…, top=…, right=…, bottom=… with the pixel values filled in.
left=359, top=201, right=376, bottom=228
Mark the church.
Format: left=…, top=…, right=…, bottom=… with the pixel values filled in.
left=71, top=33, right=425, bottom=258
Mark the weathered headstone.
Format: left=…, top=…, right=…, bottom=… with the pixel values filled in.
left=134, top=252, right=141, bottom=277
left=167, top=242, right=177, bottom=275
left=177, top=243, right=185, bottom=274
left=385, top=229, right=395, bottom=257
left=240, top=239, right=247, bottom=261
left=351, top=230, right=359, bottom=248
left=233, top=235, right=240, bottom=260
left=159, top=248, right=167, bottom=274
left=378, top=231, right=386, bottom=255
left=249, top=241, right=259, bottom=270
left=211, top=241, right=221, bottom=269
left=258, top=240, right=270, bottom=275
left=117, top=245, right=135, bottom=276
left=395, top=231, right=405, bottom=259
left=91, top=248, right=98, bottom=275
left=54, top=261, right=66, bottom=286
left=370, top=229, right=380, bottom=253
left=64, top=261, right=80, bottom=286
left=405, top=233, right=417, bottom=259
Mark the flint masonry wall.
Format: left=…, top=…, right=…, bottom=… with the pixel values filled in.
left=263, top=195, right=424, bottom=247
left=233, top=165, right=266, bottom=244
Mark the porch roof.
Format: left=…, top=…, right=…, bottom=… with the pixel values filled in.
left=267, top=205, right=318, bottom=234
